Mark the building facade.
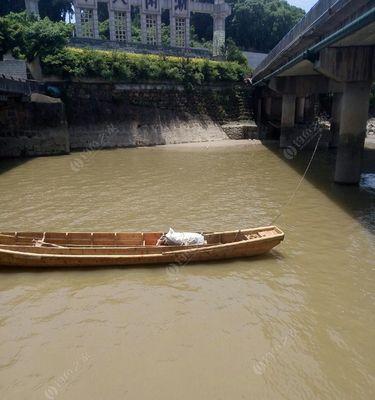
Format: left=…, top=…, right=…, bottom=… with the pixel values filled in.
left=24, top=0, right=231, bottom=57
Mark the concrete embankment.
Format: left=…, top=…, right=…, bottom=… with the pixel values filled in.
left=0, top=82, right=254, bottom=158
left=0, top=93, right=69, bottom=158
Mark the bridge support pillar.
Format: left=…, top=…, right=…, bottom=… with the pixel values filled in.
left=265, top=97, right=272, bottom=117
left=330, top=93, right=342, bottom=148
left=296, top=97, right=305, bottom=124
left=280, top=94, right=296, bottom=148
left=334, top=81, right=371, bottom=185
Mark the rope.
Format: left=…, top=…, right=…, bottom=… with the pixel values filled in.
left=271, top=133, right=322, bottom=225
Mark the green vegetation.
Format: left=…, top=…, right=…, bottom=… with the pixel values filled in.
left=0, top=11, right=249, bottom=84
left=0, top=12, right=71, bottom=61
left=0, top=0, right=305, bottom=53
left=227, top=0, right=305, bottom=51
left=42, top=48, right=249, bottom=85
left=221, top=38, right=247, bottom=65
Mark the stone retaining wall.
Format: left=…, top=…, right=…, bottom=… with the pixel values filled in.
left=54, top=81, right=254, bottom=150
left=0, top=94, right=69, bottom=158
left=0, top=82, right=253, bottom=157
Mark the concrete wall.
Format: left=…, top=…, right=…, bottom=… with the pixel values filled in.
left=0, top=82, right=253, bottom=158
left=0, top=94, right=69, bottom=158
left=0, top=59, right=27, bottom=80
left=55, top=82, right=254, bottom=150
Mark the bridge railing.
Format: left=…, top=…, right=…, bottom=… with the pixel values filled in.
left=254, top=0, right=339, bottom=77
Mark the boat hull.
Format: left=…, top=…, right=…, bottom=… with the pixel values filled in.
left=0, top=227, right=284, bottom=268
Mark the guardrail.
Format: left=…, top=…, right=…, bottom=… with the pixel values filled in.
left=254, top=0, right=347, bottom=77
left=0, top=75, right=43, bottom=95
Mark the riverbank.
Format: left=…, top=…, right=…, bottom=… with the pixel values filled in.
left=0, top=82, right=253, bottom=158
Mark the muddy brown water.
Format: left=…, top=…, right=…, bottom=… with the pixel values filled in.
left=0, top=141, right=374, bottom=399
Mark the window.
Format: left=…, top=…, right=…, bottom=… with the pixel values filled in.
left=114, top=11, right=127, bottom=42
left=80, top=9, right=94, bottom=38
left=146, top=14, right=157, bottom=45
left=175, top=18, right=186, bottom=47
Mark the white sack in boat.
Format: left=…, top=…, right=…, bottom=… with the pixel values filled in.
left=165, top=228, right=206, bottom=246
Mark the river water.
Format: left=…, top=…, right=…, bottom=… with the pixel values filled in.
left=0, top=141, right=374, bottom=399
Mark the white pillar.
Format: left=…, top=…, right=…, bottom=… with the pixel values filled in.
left=74, top=7, right=82, bottom=37
left=109, top=9, right=116, bottom=41
left=213, top=15, right=225, bottom=57
left=156, top=13, right=162, bottom=46
left=25, top=0, right=40, bottom=17
left=170, top=17, right=176, bottom=47
left=185, top=17, right=190, bottom=48
left=140, top=13, right=147, bottom=44
left=127, top=12, right=132, bottom=43
left=93, top=7, right=100, bottom=39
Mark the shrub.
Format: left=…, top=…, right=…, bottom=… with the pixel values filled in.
left=41, top=47, right=250, bottom=85
left=0, top=11, right=72, bottom=60
left=221, top=38, right=248, bottom=66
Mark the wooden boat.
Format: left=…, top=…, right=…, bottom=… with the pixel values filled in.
left=0, top=226, right=284, bottom=268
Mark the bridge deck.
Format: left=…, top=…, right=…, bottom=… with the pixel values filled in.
left=253, top=0, right=374, bottom=83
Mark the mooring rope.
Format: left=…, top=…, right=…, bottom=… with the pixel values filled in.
left=271, top=133, right=322, bottom=225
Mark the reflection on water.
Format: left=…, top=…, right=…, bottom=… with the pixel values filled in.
left=0, top=141, right=374, bottom=400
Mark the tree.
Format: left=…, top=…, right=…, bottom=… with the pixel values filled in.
left=0, top=0, right=73, bottom=21
left=0, top=0, right=25, bottom=16
left=0, top=12, right=72, bottom=60
left=38, top=0, right=73, bottom=22
left=221, top=38, right=248, bottom=65
left=226, top=0, right=305, bottom=52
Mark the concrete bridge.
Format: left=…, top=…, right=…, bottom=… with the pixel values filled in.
left=252, top=0, right=375, bottom=184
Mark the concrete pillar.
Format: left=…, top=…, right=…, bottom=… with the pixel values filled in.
left=170, top=17, right=176, bottom=47
left=127, top=12, right=132, bottom=43
left=156, top=13, right=162, bottom=46
left=330, top=93, right=342, bottom=148
left=265, top=97, right=272, bottom=117
left=213, top=14, right=225, bottom=57
left=109, top=9, right=116, bottom=41
left=74, top=7, right=82, bottom=37
left=257, top=98, right=262, bottom=126
left=25, top=0, right=39, bottom=17
left=296, top=97, right=306, bottom=124
left=334, top=81, right=371, bottom=184
left=140, top=13, right=147, bottom=44
left=280, top=94, right=296, bottom=148
left=93, top=7, right=100, bottom=39
left=185, top=17, right=190, bottom=48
